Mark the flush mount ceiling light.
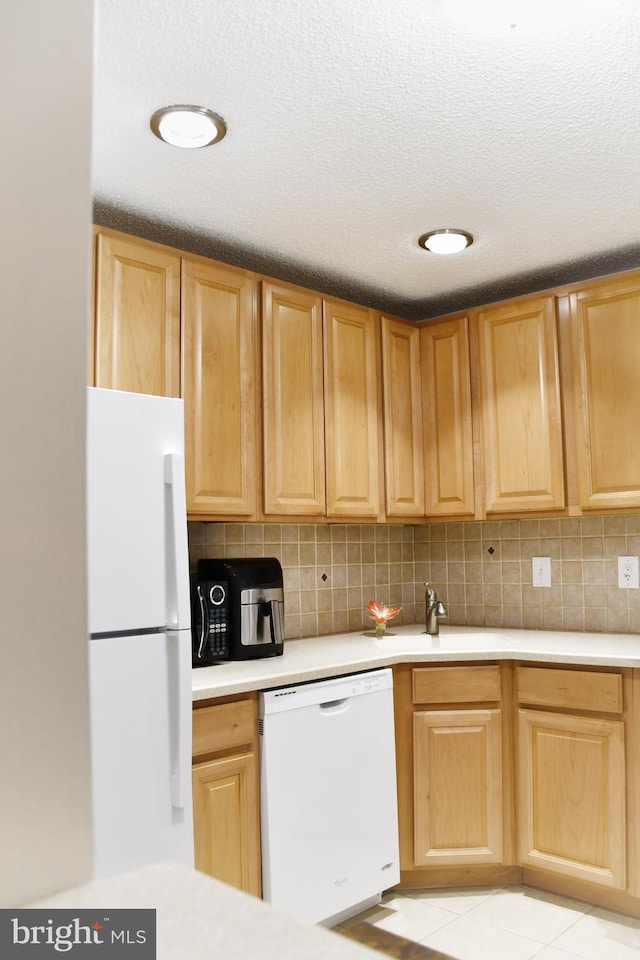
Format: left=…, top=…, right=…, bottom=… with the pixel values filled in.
left=418, top=229, right=474, bottom=255
left=150, top=105, right=227, bottom=148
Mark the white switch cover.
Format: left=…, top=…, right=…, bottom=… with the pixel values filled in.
left=532, top=556, right=551, bottom=588
left=618, top=556, right=639, bottom=589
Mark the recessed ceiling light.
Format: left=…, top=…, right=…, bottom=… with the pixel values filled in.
left=150, top=105, right=227, bottom=149
left=418, top=229, right=474, bottom=255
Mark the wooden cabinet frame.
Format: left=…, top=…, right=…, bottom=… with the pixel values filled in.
left=381, top=316, right=425, bottom=518
left=192, top=693, right=261, bottom=897
left=476, top=295, right=565, bottom=514
left=93, top=229, right=181, bottom=397
left=420, top=315, right=476, bottom=518
left=517, top=708, right=626, bottom=888
left=261, top=281, right=325, bottom=515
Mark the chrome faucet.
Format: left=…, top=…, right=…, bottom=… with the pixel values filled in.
left=425, top=583, right=447, bottom=636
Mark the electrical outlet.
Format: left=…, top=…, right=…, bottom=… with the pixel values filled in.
left=618, top=556, right=639, bottom=589
left=532, top=556, right=551, bottom=588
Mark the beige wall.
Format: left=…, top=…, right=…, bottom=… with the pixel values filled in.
left=0, top=2, right=94, bottom=905
left=191, top=516, right=640, bottom=639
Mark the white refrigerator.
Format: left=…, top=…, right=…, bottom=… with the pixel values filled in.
left=86, top=387, right=194, bottom=878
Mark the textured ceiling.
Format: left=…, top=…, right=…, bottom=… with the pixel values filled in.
left=92, top=0, right=640, bottom=320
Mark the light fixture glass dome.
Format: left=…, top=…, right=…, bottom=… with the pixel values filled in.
left=418, top=229, right=474, bottom=255
left=150, top=105, right=227, bottom=148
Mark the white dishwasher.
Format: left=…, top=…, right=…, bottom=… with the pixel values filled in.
left=258, top=668, right=400, bottom=926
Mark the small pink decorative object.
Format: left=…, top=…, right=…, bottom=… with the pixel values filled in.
left=366, top=599, right=402, bottom=638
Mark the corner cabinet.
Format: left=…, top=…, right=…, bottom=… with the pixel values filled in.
left=568, top=272, right=640, bottom=510
left=93, top=229, right=181, bottom=396
left=516, top=665, right=626, bottom=891
left=477, top=295, right=565, bottom=514
left=192, top=694, right=262, bottom=897
left=323, top=299, right=382, bottom=518
left=181, top=257, right=258, bottom=518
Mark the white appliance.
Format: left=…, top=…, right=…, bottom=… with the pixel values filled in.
left=259, top=669, right=400, bottom=926
left=86, top=387, right=193, bottom=878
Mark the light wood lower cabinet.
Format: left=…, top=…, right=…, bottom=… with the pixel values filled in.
left=413, top=708, right=503, bottom=865
left=192, top=694, right=261, bottom=896
left=394, top=661, right=640, bottom=914
left=516, top=664, right=627, bottom=892
left=517, top=708, right=625, bottom=888
left=394, top=663, right=514, bottom=886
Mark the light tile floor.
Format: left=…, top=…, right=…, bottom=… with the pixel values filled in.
left=343, top=885, right=640, bottom=960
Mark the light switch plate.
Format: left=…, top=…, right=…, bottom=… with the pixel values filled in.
left=532, top=556, right=551, bottom=588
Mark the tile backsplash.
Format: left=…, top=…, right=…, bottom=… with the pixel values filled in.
left=188, top=523, right=417, bottom=639
left=188, top=515, right=640, bottom=640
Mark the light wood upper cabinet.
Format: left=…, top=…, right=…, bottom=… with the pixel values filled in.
left=93, top=230, right=181, bottom=396
left=182, top=257, right=258, bottom=518
left=261, top=282, right=325, bottom=515
left=477, top=295, right=565, bottom=514
left=323, top=300, right=382, bottom=518
left=420, top=316, right=476, bottom=517
left=568, top=273, right=640, bottom=510
left=381, top=316, right=425, bottom=518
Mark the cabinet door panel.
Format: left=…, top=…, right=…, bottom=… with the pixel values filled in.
left=94, top=232, right=181, bottom=396
left=518, top=709, right=625, bottom=888
left=569, top=277, right=640, bottom=509
left=478, top=296, right=565, bottom=513
left=381, top=316, right=425, bottom=517
left=192, top=751, right=261, bottom=896
left=413, top=709, right=503, bottom=865
left=262, top=282, right=325, bottom=515
left=324, top=301, right=381, bottom=517
left=182, top=259, right=257, bottom=517
left=421, top=317, right=475, bottom=517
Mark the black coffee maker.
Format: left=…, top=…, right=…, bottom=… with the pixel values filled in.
left=191, top=557, right=284, bottom=666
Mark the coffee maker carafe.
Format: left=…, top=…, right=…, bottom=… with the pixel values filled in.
left=192, top=557, right=284, bottom=664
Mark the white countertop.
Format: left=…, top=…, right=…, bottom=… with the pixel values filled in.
left=192, top=624, right=640, bottom=700
left=31, top=862, right=379, bottom=960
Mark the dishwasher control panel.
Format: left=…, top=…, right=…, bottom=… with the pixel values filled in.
left=259, top=668, right=393, bottom=716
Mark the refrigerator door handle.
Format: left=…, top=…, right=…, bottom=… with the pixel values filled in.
left=167, top=629, right=190, bottom=810
left=164, top=453, right=190, bottom=631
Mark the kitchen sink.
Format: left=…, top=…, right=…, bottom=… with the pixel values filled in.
left=373, top=632, right=515, bottom=652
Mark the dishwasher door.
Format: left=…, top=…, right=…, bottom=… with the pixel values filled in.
left=258, top=668, right=399, bottom=925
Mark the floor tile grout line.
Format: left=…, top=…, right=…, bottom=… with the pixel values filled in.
left=367, top=885, right=640, bottom=960
left=381, top=890, right=600, bottom=957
